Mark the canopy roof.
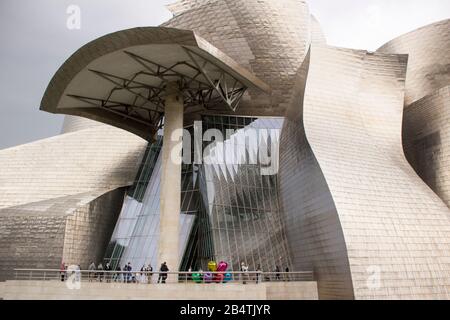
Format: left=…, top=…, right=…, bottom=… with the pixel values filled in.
left=41, top=27, right=270, bottom=140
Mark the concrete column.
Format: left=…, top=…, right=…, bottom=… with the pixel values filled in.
left=158, top=82, right=183, bottom=283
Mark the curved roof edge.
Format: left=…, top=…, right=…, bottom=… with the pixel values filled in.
left=40, top=27, right=270, bottom=141
left=377, top=18, right=450, bottom=52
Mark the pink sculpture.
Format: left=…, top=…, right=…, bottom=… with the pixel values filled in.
left=217, top=261, right=228, bottom=272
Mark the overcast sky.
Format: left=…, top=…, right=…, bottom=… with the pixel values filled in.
left=0, top=0, right=449, bottom=150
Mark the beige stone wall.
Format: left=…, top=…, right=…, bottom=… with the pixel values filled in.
left=0, top=118, right=147, bottom=279
left=0, top=189, right=126, bottom=280
left=0, top=281, right=318, bottom=300
left=0, top=125, right=146, bottom=209
left=0, top=213, right=66, bottom=281
left=265, top=282, right=318, bottom=300
left=62, top=188, right=126, bottom=269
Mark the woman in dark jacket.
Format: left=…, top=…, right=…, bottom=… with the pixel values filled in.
left=158, top=262, right=169, bottom=283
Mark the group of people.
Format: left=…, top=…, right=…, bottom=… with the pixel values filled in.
left=87, top=262, right=113, bottom=282
left=59, top=261, right=289, bottom=284
left=59, top=261, right=170, bottom=284
left=87, top=261, right=154, bottom=283
left=274, top=265, right=290, bottom=280
left=239, top=263, right=291, bottom=284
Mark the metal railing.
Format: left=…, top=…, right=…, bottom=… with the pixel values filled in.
left=13, top=269, right=314, bottom=284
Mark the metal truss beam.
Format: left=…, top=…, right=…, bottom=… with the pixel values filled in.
left=67, top=94, right=163, bottom=129
left=183, top=47, right=247, bottom=112
left=66, top=49, right=249, bottom=130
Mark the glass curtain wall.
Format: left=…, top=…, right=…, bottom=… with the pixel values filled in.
left=103, top=136, right=197, bottom=271
left=187, top=116, right=293, bottom=273
left=104, top=116, right=293, bottom=274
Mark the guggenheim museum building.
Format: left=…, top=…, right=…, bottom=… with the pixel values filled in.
left=0, top=0, right=450, bottom=300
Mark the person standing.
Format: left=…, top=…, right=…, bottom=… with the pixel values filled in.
left=158, top=262, right=169, bottom=284
left=187, top=266, right=192, bottom=282
left=88, top=262, right=96, bottom=282
left=140, top=265, right=145, bottom=283
left=158, top=264, right=163, bottom=283
left=74, top=265, right=81, bottom=282
left=126, top=262, right=132, bottom=283
left=60, top=262, right=66, bottom=282
left=114, top=265, right=121, bottom=282
left=104, top=262, right=111, bottom=282
left=256, top=265, right=262, bottom=284
left=147, top=264, right=153, bottom=284
left=240, top=262, right=249, bottom=285
left=275, top=265, right=281, bottom=281
left=97, top=263, right=104, bottom=282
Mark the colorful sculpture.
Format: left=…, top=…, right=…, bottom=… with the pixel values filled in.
left=192, top=273, right=202, bottom=283
left=223, top=273, right=232, bottom=283
left=192, top=261, right=230, bottom=284
left=204, top=272, right=213, bottom=283
left=208, top=261, right=217, bottom=272
left=217, top=261, right=228, bottom=272
left=214, top=273, right=224, bottom=283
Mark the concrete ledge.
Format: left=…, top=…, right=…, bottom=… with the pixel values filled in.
left=1, top=281, right=318, bottom=300
left=266, top=282, right=318, bottom=300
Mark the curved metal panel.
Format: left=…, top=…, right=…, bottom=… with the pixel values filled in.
left=302, top=45, right=450, bottom=299
left=163, top=0, right=312, bottom=119
left=279, top=51, right=354, bottom=300
left=403, top=86, right=450, bottom=209
left=0, top=125, right=147, bottom=209
left=379, top=20, right=450, bottom=212
left=61, top=115, right=104, bottom=134
left=41, top=27, right=269, bottom=140
left=378, top=19, right=450, bottom=106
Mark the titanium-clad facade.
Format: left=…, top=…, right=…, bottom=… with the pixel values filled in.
left=402, top=87, right=450, bottom=209
left=2, top=0, right=450, bottom=301
left=280, top=45, right=450, bottom=299
left=378, top=20, right=450, bottom=106
left=163, top=0, right=450, bottom=299
left=378, top=20, right=450, bottom=210
left=278, top=51, right=355, bottom=299
left=162, top=0, right=311, bottom=119
left=0, top=118, right=147, bottom=280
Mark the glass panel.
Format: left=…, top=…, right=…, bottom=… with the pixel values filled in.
left=105, top=116, right=292, bottom=275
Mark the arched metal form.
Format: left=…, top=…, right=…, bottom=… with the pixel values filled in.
left=68, top=48, right=249, bottom=132
left=41, top=27, right=270, bottom=140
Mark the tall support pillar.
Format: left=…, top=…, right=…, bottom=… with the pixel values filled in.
left=159, top=82, right=183, bottom=283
